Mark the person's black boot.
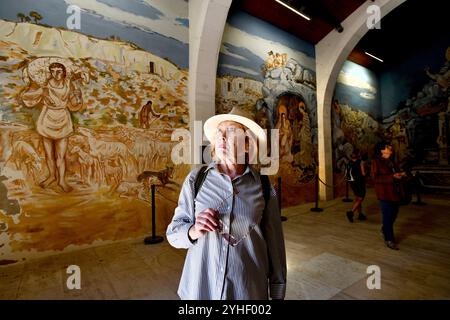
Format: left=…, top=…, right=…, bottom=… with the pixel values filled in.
left=346, top=211, right=354, bottom=223
left=385, top=241, right=399, bottom=250
left=358, top=213, right=367, bottom=221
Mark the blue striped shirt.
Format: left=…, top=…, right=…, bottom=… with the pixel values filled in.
left=166, top=162, right=287, bottom=300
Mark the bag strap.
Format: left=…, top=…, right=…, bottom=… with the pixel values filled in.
left=194, top=165, right=208, bottom=198
left=260, top=174, right=271, bottom=208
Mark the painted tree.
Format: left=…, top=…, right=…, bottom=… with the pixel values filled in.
left=24, top=16, right=31, bottom=23
left=29, top=11, right=43, bottom=24
left=17, top=13, right=26, bottom=22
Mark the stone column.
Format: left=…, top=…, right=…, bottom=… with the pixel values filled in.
left=189, top=0, right=232, bottom=166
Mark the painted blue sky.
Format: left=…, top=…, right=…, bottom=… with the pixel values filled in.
left=334, top=61, right=381, bottom=118
left=0, top=0, right=188, bottom=69
left=227, top=11, right=315, bottom=58
left=218, top=11, right=316, bottom=82
left=96, top=0, right=164, bottom=19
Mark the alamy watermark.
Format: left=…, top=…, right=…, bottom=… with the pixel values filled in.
left=66, top=264, right=81, bottom=290
left=366, top=4, right=381, bottom=29
left=66, top=5, right=81, bottom=30
left=366, top=265, right=381, bottom=290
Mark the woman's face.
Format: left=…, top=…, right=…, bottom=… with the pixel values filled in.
left=214, top=121, right=248, bottom=164
left=381, top=145, right=393, bottom=159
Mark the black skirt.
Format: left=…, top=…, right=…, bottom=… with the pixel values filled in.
left=350, top=181, right=366, bottom=198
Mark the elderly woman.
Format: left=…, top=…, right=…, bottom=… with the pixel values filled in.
left=166, top=107, right=286, bottom=300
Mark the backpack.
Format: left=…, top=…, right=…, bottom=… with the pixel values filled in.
left=344, top=161, right=355, bottom=182
left=345, top=159, right=363, bottom=182
left=194, top=166, right=272, bottom=209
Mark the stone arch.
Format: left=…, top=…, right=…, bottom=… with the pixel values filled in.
left=261, top=79, right=317, bottom=129
left=273, top=91, right=307, bottom=123
left=315, top=0, right=406, bottom=200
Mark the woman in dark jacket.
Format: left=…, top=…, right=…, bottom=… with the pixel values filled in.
left=371, top=141, right=406, bottom=250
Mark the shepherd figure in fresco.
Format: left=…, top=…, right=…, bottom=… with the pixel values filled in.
left=20, top=57, right=89, bottom=192
left=139, top=100, right=161, bottom=129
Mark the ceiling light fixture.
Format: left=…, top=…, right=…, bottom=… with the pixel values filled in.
left=364, top=51, right=384, bottom=62
left=275, top=0, right=311, bottom=21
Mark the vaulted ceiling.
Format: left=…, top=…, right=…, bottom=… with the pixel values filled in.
left=232, top=0, right=447, bottom=72
left=234, top=0, right=367, bottom=44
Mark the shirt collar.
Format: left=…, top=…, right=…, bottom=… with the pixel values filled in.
left=205, top=161, right=258, bottom=181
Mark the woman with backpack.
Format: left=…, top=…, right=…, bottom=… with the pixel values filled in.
left=166, top=107, right=286, bottom=300
left=371, top=141, right=407, bottom=250
left=345, top=150, right=367, bottom=222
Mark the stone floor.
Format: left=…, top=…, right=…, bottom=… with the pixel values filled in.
left=1, top=188, right=450, bottom=300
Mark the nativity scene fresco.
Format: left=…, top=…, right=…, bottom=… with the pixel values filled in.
left=216, top=11, right=318, bottom=207
left=0, top=0, right=189, bottom=264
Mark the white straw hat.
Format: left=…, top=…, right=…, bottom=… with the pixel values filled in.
left=204, top=107, right=267, bottom=144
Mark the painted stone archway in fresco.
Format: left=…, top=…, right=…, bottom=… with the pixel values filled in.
left=270, top=92, right=318, bottom=207
left=274, top=93, right=316, bottom=170
left=259, top=58, right=317, bottom=131
left=254, top=57, right=318, bottom=208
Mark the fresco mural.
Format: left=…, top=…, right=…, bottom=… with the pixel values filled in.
left=380, top=43, right=449, bottom=166
left=332, top=61, right=382, bottom=171
left=332, top=43, right=449, bottom=197
left=331, top=61, right=384, bottom=197
left=0, top=0, right=189, bottom=265
left=216, top=11, right=318, bottom=207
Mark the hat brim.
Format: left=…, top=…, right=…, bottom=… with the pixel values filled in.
left=204, top=114, right=267, bottom=145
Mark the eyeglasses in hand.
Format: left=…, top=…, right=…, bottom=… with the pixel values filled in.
left=214, top=186, right=258, bottom=247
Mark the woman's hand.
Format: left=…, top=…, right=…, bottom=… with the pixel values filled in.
left=393, top=172, right=406, bottom=179
left=189, top=209, right=219, bottom=240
